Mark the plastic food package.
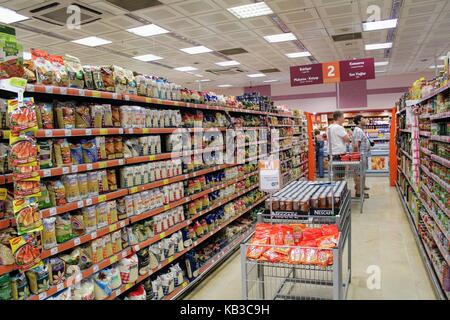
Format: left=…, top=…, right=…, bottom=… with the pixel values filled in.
left=10, top=136, right=38, bottom=166
left=77, top=173, right=89, bottom=199
left=61, top=174, right=81, bottom=203
left=50, top=55, right=69, bottom=87
left=0, top=26, right=24, bottom=79
left=100, top=66, right=114, bottom=92
left=87, top=172, right=99, bottom=197
left=41, top=217, right=57, bottom=250
left=91, top=66, right=105, bottom=91
left=108, top=201, right=118, bottom=225
left=11, top=271, right=30, bottom=300
left=47, top=180, right=66, bottom=206
left=108, top=266, right=122, bottom=290
left=48, top=257, right=66, bottom=285
left=95, top=136, right=107, bottom=160
left=72, top=279, right=94, bottom=300
left=46, top=287, right=71, bottom=300
left=53, top=138, right=72, bottom=167
left=35, top=103, right=54, bottom=129
left=125, top=284, right=146, bottom=300
left=75, top=105, right=91, bottom=128
left=81, top=139, right=98, bottom=163
left=82, top=65, right=95, bottom=90
left=55, top=214, right=73, bottom=243
left=9, top=233, right=42, bottom=270
left=31, top=49, right=53, bottom=85
left=70, top=212, right=85, bottom=237
left=82, top=206, right=97, bottom=234
left=96, top=202, right=109, bottom=229
left=0, top=274, right=12, bottom=300
left=38, top=139, right=53, bottom=169
left=25, top=264, right=50, bottom=294
left=91, top=239, right=104, bottom=264
left=64, top=54, right=84, bottom=89
left=93, top=270, right=112, bottom=299
left=38, top=183, right=52, bottom=210
left=13, top=198, right=42, bottom=235
left=55, top=101, right=75, bottom=129
left=119, top=254, right=138, bottom=284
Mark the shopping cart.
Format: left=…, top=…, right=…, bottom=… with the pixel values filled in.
left=241, top=187, right=351, bottom=300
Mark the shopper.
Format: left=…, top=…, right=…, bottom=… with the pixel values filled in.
left=352, top=115, right=370, bottom=198
left=314, top=130, right=325, bottom=178
left=328, top=111, right=350, bottom=180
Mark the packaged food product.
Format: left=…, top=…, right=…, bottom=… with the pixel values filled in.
left=111, top=106, right=121, bottom=127
left=82, top=206, right=97, bottom=234
left=10, top=136, right=38, bottom=166
left=38, top=183, right=52, bottom=209
left=107, top=170, right=117, bottom=191
left=25, top=264, right=50, bottom=294
left=14, top=177, right=41, bottom=199
left=71, top=212, right=85, bottom=237
left=98, top=170, right=109, bottom=194
left=113, top=65, right=127, bottom=94
left=62, top=174, right=81, bottom=203
left=77, top=173, right=89, bottom=199
left=102, top=104, right=113, bottom=127
left=22, top=59, right=36, bottom=83
left=9, top=233, right=41, bottom=270
left=49, top=55, right=69, bottom=87
left=64, top=54, right=84, bottom=89
left=81, top=139, right=98, bottom=163
left=118, top=254, right=138, bottom=283
left=31, top=48, right=53, bottom=85
left=87, top=171, right=99, bottom=197
left=72, top=279, right=94, bottom=300
left=55, top=101, right=75, bottom=129
left=46, top=180, right=66, bottom=206
left=41, top=217, right=57, bottom=250
left=75, top=105, right=91, bottom=128
left=100, top=66, right=114, bottom=92
left=0, top=26, right=24, bottom=79
left=38, top=140, right=53, bottom=169
left=35, top=102, right=54, bottom=129
left=93, top=270, right=112, bottom=299
left=70, top=143, right=83, bottom=165
left=0, top=274, right=12, bottom=300
left=47, top=257, right=66, bottom=285
left=91, top=66, right=105, bottom=91
left=55, top=213, right=73, bottom=243
left=53, top=138, right=72, bottom=166
left=96, top=202, right=108, bottom=228
left=13, top=198, right=42, bottom=235
left=10, top=271, right=30, bottom=300
left=82, top=65, right=95, bottom=90
left=95, top=136, right=106, bottom=160
left=91, top=104, right=103, bottom=128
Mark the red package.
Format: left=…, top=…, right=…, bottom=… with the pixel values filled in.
left=262, top=248, right=288, bottom=263
left=317, top=250, right=333, bottom=267
left=301, top=248, right=319, bottom=265
left=302, top=228, right=323, bottom=241
left=269, top=225, right=284, bottom=245
left=246, top=245, right=266, bottom=259
left=282, top=225, right=295, bottom=246
left=299, top=239, right=317, bottom=247
left=316, top=235, right=338, bottom=249
left=321, top=224, right=339, bottom=237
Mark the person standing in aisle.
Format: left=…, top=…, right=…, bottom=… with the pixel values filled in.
left=352, top=115, right=370, bottom=198
left=314, top=130, right=325, bottom=178
left=328, top=111, right=350, bottom=180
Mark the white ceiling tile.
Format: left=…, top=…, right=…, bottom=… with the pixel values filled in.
left=253, top=26, right=285, bottom=36
left=267, top=0, right=315, bottom=13
left=20, top=18, right=57, bottom=31
left=193, top=10, right=236, bottom=26
left=278, top=8, right=320, bottom=24
left=21, top=34, right=65, bottom=46
left=179, top=27, right=216, bottom=39
left=99, top=31, right=139, bottom=42
left=2, top=0, right=46, bottom=10
left=171, top=0, right=221, bottom=15
left=89, top=1, right=128, bottom=15
left=212, top=0, right=255, bottom=8
left=160, top=17, right=202, bottom=31
left=102, top=15, right=144, bottom=30
left=80, top=22, right=118, bottom=35
left=241, top=16, right=276, bottom=29
left=135, top=5, right=184, bottom=21
left=207, top=21, right=248, bottom=34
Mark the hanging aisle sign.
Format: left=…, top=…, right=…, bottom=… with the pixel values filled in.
left=290, top=57, right=375, bottom=87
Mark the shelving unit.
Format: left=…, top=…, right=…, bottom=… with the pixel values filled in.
left=0, top=80, right=308, bottom=301
left=395, top=86, right=450, bottom=300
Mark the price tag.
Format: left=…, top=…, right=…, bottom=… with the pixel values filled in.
left=75, top=274, right=82, bottom=283
left=60, top=87, right=67, bottom=95
left=125, top=283, right=133, bottom=291
left=71, top=165, right=78, bottom=173
left=98, top=195, right=106, bottom=203
left=149, top=155, right=156, bottom=161
left=168, top=256, right=174, bottom=263
left=120, top=221, right=126, bottom=228
left=133, top=245, right=140, bottom=252
left=130, top=187, right=138, bottom=194
left=93, top=264, right=99, bottom=272
left=109, top=225, right=115, bottom=232
left=64, top=129, right=71, bottom=137
left=115, top=289, right=122, bottom=297
left=50, top=247, right=59, bottom=255
left=193, top=241, right=198, bottom=247
left=74, top=238, right=81, bottom=246
left=163, top=179, right=169, bottom=185
left=164, top=204, right=170, bottom=210
left=39, top=292, right=47, bottom=300
left=145, top=97, right=152, bottom=103
left=42, top=169, right=51, bottom=177
left=118, top=159, right=124, bottom=165
left=159, top=232, right=166, bottom=239
left=49, top=207, right=57, bottom=216
left=90, top=231, right=97, bottom=239
left=92, top=91, right=101, bottom=98
left=85, top=129, right=92, bottom=136
left=62, top=167, right=70, bottom=174
left=142, top=128, right=149, bottom=134
left=186, top=219, right=191, bottom=225
left=98, top=162, right=106, bottom=169
left=86, top=164, right=93, bottom=171
left=99, top=128, right=108, bottom=135
left=110, top=255, right=118, bottom=264
left=56, top=283, right=65, bottom=292
left=182, top=282, right=187, bottom=288
left=45, top=85, right=53, bottom=94
left=79, top=89, right=85, bottom=96
left=122, top=251, right=128, bottom=258
left=86, top=199, right=93, bottom=206
left=44, top=129, right=53, bottom=137
left=10, top=77, right=27, bottom=89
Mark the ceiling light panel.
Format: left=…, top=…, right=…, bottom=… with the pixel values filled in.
left=247, top=73, right=266, bottom=78
left=429, top=65, right=445, bottom=69
left=133, top=54, right=163, bottom=62
left=218, top=84, right=232, bottom=87
left=227, top=2, right=273, bottom=19
left=71, top=36, right=112, bottom=47
left=264, top=32, right=297, bottom=43
left=263, top=80, right=278, bottom=83
left=174, top=66, right=198, bottom=72
left=196, top=79, right=211, bottom=82
left=215, top=60, right=240, bottom=66
left=285, top=52, right=312, bottom=58
left=0, top=6, right=28, bottom=24
left=127, top=24, right=170, bottom=37
left=362, top=19, right=398, bottom=32
left=375, top=61, right=389, bottom=66
left=180, top=46, right=213, bottom=54
left=365, top=42, right=393, bottom=51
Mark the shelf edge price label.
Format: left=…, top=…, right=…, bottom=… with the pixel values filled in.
left=38, top=292, right=47, bottom=300
left=133, top=245, right=140, bottom=252
left=56, top=283, right=65, bottom=292
left=50, top=247, right=59, bottom=255
left=62, top=167, right=70, bottom=174
left=71, top=165, right=78, bottom=173
left=159, top=232, right=166, bottom=239
left=74, top=238, right=81, bottom=246
left=163, top=179, right=169, bottom=185
left=93, top=264, right=99, bottom=272
left=49, top=207, right=57, bottom=216
left=85, top=129, right=92, bottom=135
left=85, top=199, right=92, bottom=206
left=44, top=129, right=53, bottom=137
left=98, top=162, right=106, bottom=169
left=60, top=87, right=67, bottom=95
left=149, top=155, right=156, bottom=161
left=164, top=204, right=170, bottom=210
left=92, top=91, right=101, bottom=98
left=109, top=225, right=115, bottom=232
left=86, top=164, right=93, bottom=171
left=168, top=256, right=174, bottom=263
left=130, top=186, right=138, bottom=194
left=99, top=128, right=108, bottom=135
left=90, top=231, right=97, bottom=239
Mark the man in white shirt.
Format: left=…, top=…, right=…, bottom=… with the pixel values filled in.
left=328, top=111, right=350, bottom=180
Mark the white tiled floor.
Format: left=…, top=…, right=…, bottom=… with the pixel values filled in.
left=184, top=177, right=437, bottom=300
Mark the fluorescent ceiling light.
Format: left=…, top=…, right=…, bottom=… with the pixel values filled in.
left=264, top=32, right=297, bottom=43
left=133, top=54, right=163, bottom=62
left=180, top=46, right=212, bottom=54
left=218, top=84, right=232, bottom=88
left=429, top=65, right=445, bottom=69
left=194, top=74, right=203, bottom=77
left=71, top=36, right=111, bottom=47
left=127, top=24, right=170, bottom=37
left=375, top=61, right=389, bottom=66
left=174, top=66, right=198, bottom=72
left=0, top=6, right=28, bottom=24
left=215, top=60, right=240, bottom=66
left=362, top=19, right=398, bottom=31
left=365, top=42, right=392, bottom=51
left=196, top=79, right=211, bottom=82
left=263, top=80, right=279, bottom=83
left=375, top=69, right=387, bottom=73
left=285, top=52, right=311, bottom=58
left=247, top=73, right=266, bottom=78
left=227, top=2, right=273, bottom=19
left=439, top=55, right=447, bottom=60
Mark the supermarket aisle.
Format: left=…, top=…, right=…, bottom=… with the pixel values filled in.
left=184, top=177, right=437, bottom=300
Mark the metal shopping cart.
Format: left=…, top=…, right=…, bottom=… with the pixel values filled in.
left=241, top=186, right=351, bottom=300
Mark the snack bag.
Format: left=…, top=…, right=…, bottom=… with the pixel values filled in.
left=0, top=26, right=24, bottom=79
left=55, top=101, right=75, bottom=129
left=14, top=176, right=41, bottom=199
left=31, top=48, right=53, bottom=85
left=49, top=55, right=69, bottom=87
left=22, top=58, right=36, bottom=83
left=100, top=66, right=114, bottom=92
left=13, top=197, right=42, bottom=234
left=113, top=65, right=127, bottom=94
left=82, top=65, right=95, bottom=90
left=35, top=102, right=54, bottom=129
left=75, top=105, right=91, bottom=128
left=9, top=233, right=41, bottom=270
left=91, top=65, right=105, bottom=91
left=8, top=98, right=37, bottom=135
left=64, top=54, right=84, bottom=89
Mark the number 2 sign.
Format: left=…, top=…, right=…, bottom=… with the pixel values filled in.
left=322, top=61, right=340, bottom=83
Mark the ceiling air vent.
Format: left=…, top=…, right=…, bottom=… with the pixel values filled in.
left=217, top=48, right=248, bottom=56
left=259, top=68, right=280, bottom=73
left=23, top=1, right=111, bottom=27
left=205, top=67, right=246, bottom=76
left=332, top=32, right=362, bottom=42
left=106, top=0, right=162, bottom=11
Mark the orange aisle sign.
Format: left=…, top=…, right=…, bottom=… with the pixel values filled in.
left=322, top=61, right=340, bottom=83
